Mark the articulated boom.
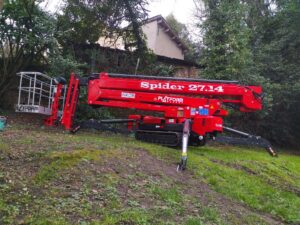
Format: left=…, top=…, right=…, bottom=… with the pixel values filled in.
left=88, top=73, right=262, bottom=113
left=86, top=73, right=263, bottom=145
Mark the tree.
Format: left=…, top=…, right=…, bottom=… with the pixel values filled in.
left=254, top=0, right=300, bottom=146
left=57, top=0, right=149, bottom=54
left=199, top=0, right=257, bottom=82
left=122, top=0, right=149, bottom=54
left=195, top=0, right=300, bottom=147
left=0, top=0, right=57, bottom=102
left=166, top=14, right=190, bottom=42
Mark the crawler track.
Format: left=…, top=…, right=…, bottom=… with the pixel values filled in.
left=135, top=130, right=182, bottom=147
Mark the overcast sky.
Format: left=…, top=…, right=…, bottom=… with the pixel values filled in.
left=148, top=0, right=196, bottom=24
left=42, top=0, right=197, bottom=25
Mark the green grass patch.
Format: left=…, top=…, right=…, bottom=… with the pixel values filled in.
left=0, top=140, right=10, bottom=154
left=151, top=186, right=183, bottom=206
left=96, top=208, right=151, bottom=225
left=188, top=148, right=300, bottom=223
left=194, top=146, right=300, bottom=190
left=189, top=148, right=300, bottom=222
left=184, top=206, right=223, bottom=225
left=0, top=198, right=19, bottom=224
left=142, top=143, right=300, bottom=223
left=25, top=215, right=70, bottom=225
left=34, top=149, right=103, bottom=184
left=186, top=217, right=205, bottom=225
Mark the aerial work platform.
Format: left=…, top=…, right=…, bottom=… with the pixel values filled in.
left=15, top=72, right=66, bottom=116
left=15, top=71, right=276, bottom=170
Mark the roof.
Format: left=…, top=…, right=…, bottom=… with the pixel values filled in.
left=143, top=15, right=189, bottom=52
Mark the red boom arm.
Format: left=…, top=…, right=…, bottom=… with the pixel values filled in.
left=88, top=72, right=262, bottom=113
left=84, top=72, right=263, bottom=137
left=59, top=72, right=263, bottom=139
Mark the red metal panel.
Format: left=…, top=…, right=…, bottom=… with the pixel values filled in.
left=44, top=83, right=63, bottom=126
left=89, top=73, right=262, bottom=112
left=89, top=89, right=222, bottom=115
left=61, top=73, right=80, bottom=130
left=192, top=116, right=223, bottom=135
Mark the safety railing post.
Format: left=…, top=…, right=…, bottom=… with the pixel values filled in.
left=17, top=72, right=23, bottom=105
left=27, top=77, right=32, bottom=105
left=48, top=79, right=53, bottom=108
left=32, top=72, right=37, bottom=105
left=39, top=83, right=43, bottom=105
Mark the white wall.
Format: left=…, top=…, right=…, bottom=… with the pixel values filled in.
left=141, top=20, right=158, bottom=51
left=154, top=26, right=184, bottom=60
left=142, top=21, right=184, bottom=60
left=97, top=20, right=185, bottom=60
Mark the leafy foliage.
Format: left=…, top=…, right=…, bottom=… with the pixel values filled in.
left=0, top=0, right=57, bottom=102
left=56, top=0, right=149, bottom=53
left=200, top=0, right=256, bottom=82
left=46, top=0, right=153, bottom=79
left=197, top=0, right=300, bottom=147
left=47, top=53, right=87, bottom=78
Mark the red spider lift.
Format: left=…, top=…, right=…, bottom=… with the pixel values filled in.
left=17, top=72, right=277, bottom=170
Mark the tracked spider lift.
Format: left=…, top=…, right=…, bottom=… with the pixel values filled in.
left=16, top=72, right=277, bottom=170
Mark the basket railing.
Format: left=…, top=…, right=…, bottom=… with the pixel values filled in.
left=16, top=72, right=66, bottom=115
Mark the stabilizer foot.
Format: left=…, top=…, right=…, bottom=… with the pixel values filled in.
left=267, top=146, right=278, bottom=157
left=177, top=119, right=191, bottom=171
left=222, top=126, right=278, bottom=157
left=70, top=125, right=81, bottom=134
left=177, top=157, right=187, bottom=172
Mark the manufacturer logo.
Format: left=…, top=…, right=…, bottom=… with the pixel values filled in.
left=15, top=105, right=39, bottom=112
left=156, top=96, right=184, bottom=104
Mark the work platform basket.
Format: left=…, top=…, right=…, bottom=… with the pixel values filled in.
left=15, top=72, right=66, bottom=116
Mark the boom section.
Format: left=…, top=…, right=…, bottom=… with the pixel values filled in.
left=88, top=72, right=263, bottom=112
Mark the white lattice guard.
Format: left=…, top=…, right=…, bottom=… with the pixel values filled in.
left=15, top=72, right=66, bottom=116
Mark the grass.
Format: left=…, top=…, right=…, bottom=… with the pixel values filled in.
left=1, top=120, right=300, bottom=224
left=188, top=147, right=300, bottom=223
left=98, top=209, right=151, bottom=225
left=34, top=149, right=103, bottom=184
left=0, top=194, right=21, bottom=224
left=0, top=139, right=10, bottom=154
left=143, top=143, right=300, bottom=223
left=25, top=216, right=69, bottom=225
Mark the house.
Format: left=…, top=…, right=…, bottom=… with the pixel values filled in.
left=140, top=15, right=188, bottom=60
left=97, top=15, right=200, bottom=77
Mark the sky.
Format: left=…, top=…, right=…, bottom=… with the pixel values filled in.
left=42, top=0, right=197, bottom=25
left=148, top=0, right=196, bottom=24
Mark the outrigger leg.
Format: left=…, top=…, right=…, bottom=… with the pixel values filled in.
left=222, top=126, right=278, bottom=157
left=177, top=119, right=191, bottom=171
